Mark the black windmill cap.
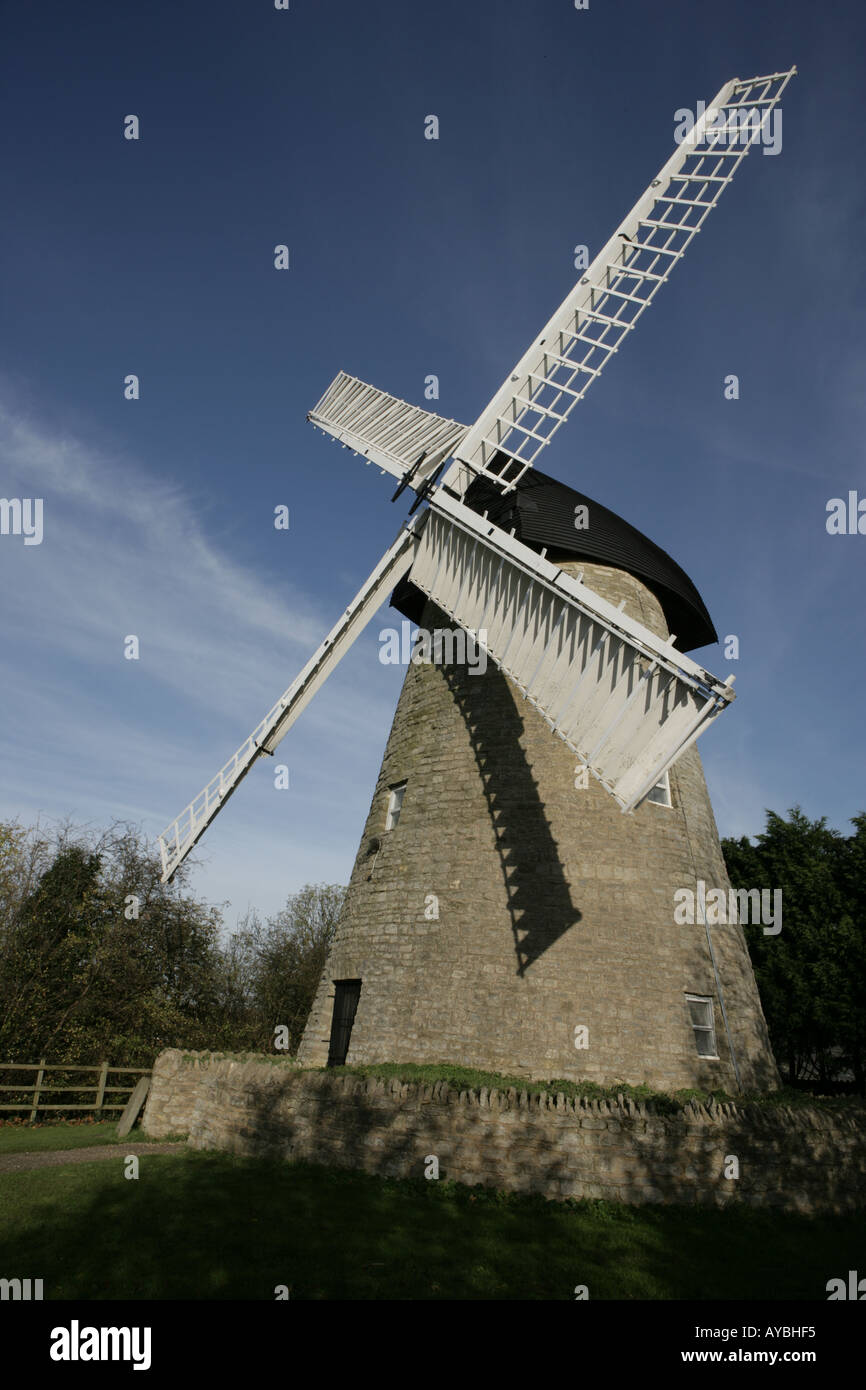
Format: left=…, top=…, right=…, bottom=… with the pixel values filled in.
left=391, top=467, right=718, bottom=654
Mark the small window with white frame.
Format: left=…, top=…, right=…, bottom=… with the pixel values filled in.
left=686, top=994, right=718, bottom=1058
left=646, top=769, right=672, bottom=807
left=385, top=780, right=407, bottom=830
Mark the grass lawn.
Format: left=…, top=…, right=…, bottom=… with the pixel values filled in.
left=337, top=1062, right=862, bottom=1113
left=0, top=1149, right=861, bottom=1300
left=0, top=1120, right=128, bottom=1155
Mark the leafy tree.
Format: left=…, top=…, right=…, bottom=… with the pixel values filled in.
left=229, top=883, right=345, bottom=1052
left=0, top=818, right=345, bottom=1067
left=832, top=812, right=866, bottom=1090
left=0, top=820, right=226, bottom=1064
left=723, top=807, right=866, bottom=1091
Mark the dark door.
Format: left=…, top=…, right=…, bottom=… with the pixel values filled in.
left=327, top=979, right=362, bottom=1067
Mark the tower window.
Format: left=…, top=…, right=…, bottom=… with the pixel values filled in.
left=686, top=994, right=718, bottom=1058
left=647, top=769, right=672, bottom=807
left=385, top=780, right=407, bottom=830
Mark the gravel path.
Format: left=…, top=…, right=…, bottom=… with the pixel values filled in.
left=0, top=1142, right=187, bottom=1173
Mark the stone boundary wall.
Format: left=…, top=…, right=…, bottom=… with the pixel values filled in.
left=141, top=1050, right=866, bottom=1213
left=141, top=1049, right=298, bottom=1138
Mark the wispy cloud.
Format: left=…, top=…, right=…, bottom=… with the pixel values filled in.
left=0, top=398, right=401, bottom=923
left=0, top=402, right=330, bottom=707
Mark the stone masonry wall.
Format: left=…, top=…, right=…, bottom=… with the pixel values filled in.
left=142, top=1051, right=866, bottom=1214
left=142, top=1049, right=218, bottom=1138
left=142, top=1049, right=294, bottom=1139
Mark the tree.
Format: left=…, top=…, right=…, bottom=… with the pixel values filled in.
left=832, top=812, right=866, bottom=1090
left=229, top=884, right=345, bottom=1052
left=0, top=817, right=346, bottom=1065
left=0, top=820, right=226, bottom=1064
left=722, top=807, right=866, bottom=1091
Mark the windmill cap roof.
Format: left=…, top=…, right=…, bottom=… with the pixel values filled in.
left=392, top=467, right=718, bottom=654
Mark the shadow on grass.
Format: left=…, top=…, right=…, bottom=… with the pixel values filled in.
left=0, top=1150, right=860, bottom=1300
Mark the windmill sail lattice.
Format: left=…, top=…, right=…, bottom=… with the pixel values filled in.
left=415, top=495, right=734, bottom=812
left=157, top=523, right=421, bottom=881
left=308, top=372, right=467, bottom=488
left=444, top=69, right=795, bottom=496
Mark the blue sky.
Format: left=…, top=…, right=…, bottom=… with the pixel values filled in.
left=1, top=0, right=864, bottom=928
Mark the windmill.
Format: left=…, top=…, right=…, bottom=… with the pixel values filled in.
left=158, top=69, right=795, bottom=1092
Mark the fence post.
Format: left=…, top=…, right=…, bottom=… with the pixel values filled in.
left=95, top=1061, right=109, bottom=1116
left=29, top=1059, right=46, bottom=1123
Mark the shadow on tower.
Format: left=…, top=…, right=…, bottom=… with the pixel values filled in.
left=438, top=649, right=581, bottom=975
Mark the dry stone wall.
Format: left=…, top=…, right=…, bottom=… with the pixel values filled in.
left=142, top=1048, right=296, bottom=1139
left=142, top=1051, right=866, bottom=1213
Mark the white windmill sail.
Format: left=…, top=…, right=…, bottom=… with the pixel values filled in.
left=156, top=68, right=794, bottom=877
left=308, top=371, right=467, bottom=488
left=443, top=67, right=796, bottom=497
left=409, top=494, right=735, bottom=812
left=157, top=521, right=422, bottom=882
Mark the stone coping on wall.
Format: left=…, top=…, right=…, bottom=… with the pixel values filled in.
left=141, top=1050, right=866, bottom=1213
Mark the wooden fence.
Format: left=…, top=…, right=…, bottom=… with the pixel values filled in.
left=0, top=1061, right=152, bottom=1122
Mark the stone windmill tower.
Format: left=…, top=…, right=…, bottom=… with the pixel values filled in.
left=159, top=69, right=795, bottom=1094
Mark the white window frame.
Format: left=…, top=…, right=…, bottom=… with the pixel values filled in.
left=385, top=780, right=407, bottom=830
left=646, top=768, right=672, bottom=808
left=685, top=993, right=718, bottom=1059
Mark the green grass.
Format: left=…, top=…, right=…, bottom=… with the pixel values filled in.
left=0, top=1120, right=128, bottom=1155
left=0, top=1150, right=861, bottom=1300
left=334, top=1061, right=861, bottom=1114
left=0, top=1120, right=190, bottom=1154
